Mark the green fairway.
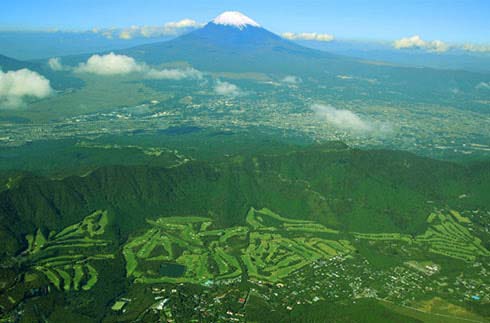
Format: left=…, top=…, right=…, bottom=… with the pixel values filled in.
left=123, top=208, right=490, bottom=287
left=17, top=210, right=114, bottom=291
left=124, top=208, right=355, bottom=284
left=353, top=210, right=490, bottom=262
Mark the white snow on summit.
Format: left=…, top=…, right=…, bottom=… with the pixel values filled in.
left=212, top=11, right=260, bottom=29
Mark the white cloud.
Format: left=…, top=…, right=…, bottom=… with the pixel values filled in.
left=214, top=80, right=241, bottom=96
left=428, top=40, right=449, bottom=53
left=48, top=57, right=64, bottom=71
left=393, top=35, right=449, bottom=53
left=476, top=82, right=490, bottom=90
left=394, top=35, right=426, bottom=49
left=311, top=104, right=372, bottom=133
left=101, top=19, right=203, bottom=40
left=101, top=30, right=114, bottom=39
left=393, top=36, right=490, bottom=54
left=282, top=32, right=334, bottom=42
left=0, top=69, right=53, bottom=108
left=462, top=44, right=490, bottom=53
left=337, top=75, right=353, bottom=80
left=118, top=30, right=133, bottom=40
left=75, top=52, right=145, bottom=75
left=281, top=75, right=302, bottom=84
left=164, top=19, right=202, bottom=31
left=75, top=53, right=204, bottom=80
left=145, top=67, right=203, bottom=80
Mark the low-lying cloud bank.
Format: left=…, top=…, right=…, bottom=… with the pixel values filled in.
left=71, top=53, right=202, bottom=80
left=282, top=32, right=334, bottom=42
left=93, top=19, right=203, bottom=40
left=75, top=53, right=144, bottom=75
left=145, top=67, right=203, bottom=80
left=461, top=44, right=490, bottom=53
left=393, top=35, right=490, bottom=54
left=393, top=35, right=448, bottom=53
left=311, top=104, right=372, bottom=133
left=0, top=69, right=53, bottom=108
left=476, top=82, right=490, bottom=90
left=214, top=80, right=241, bottom=96
left=281, top=75, right=302, bottom=85
left=48, top=57, right=65, bottom=71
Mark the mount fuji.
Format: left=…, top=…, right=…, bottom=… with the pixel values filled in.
left=211, top=11, right=261, bottom=29
left=120, top=11, right=340, bottom=73
left=58, top=11, right=485, bottom=106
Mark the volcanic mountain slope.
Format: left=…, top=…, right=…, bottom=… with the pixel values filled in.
left=119, top=11, right=350, bottom=73
left=117, top=12, right=490, bottom=109
left=41, top=11, right=488, bottom=113
left=0, top=143, right=489, bottom=257
left=0, top=54, right=39, bottom=71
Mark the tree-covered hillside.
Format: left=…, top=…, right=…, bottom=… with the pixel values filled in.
left=1, top=143, right=488, bottom=257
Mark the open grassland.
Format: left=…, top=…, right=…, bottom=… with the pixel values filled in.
left=380, top=298, right=488, bottom=323
left=19, top=74, right=172, bottom=122
left=18, top=210, right=113, bottom=291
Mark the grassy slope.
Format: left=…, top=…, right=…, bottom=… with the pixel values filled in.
left=246, top=298, right=421, bottom=323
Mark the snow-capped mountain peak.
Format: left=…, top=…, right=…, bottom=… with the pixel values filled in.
left=212, top=11, right=260, bottom=29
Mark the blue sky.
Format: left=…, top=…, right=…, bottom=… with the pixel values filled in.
left=1, top=0, right=489, bottom=43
